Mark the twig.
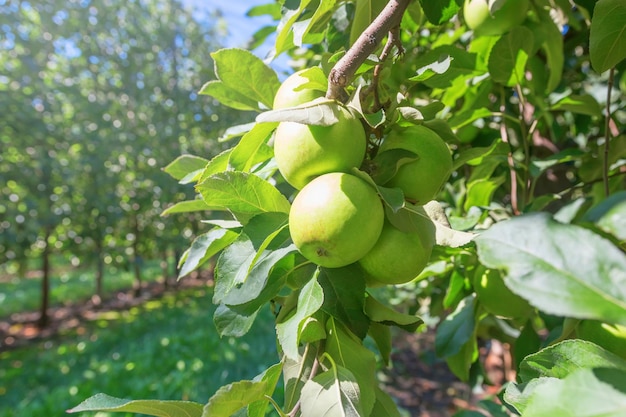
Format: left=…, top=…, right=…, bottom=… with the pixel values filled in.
left=603, top=67, right=615, bottom=197
left=363, top=26, right=403, bottom=111
left=327, top=0, right=411, bottom=100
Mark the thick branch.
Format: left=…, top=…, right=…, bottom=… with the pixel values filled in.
left=326, top=0, right=410, bottom=100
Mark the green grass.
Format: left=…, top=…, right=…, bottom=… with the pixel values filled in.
left=0, top=288, right=282, bottom=417
left=0, top=259, right=166, bottom=317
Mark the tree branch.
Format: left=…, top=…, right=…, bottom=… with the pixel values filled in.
left=326, top=0, right=411, bottom=100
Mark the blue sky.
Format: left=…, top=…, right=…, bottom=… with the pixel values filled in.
left=181, top=0, right=290, bottom=72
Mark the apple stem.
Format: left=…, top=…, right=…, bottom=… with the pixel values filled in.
left=326, top=0, right=410, bottom=101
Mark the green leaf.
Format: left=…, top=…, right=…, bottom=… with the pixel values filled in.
left=247, top=363, right=283, bottom=417
left=370, top=148, right=419, bottom=185
left=590, top=0, right=626, bottom=73
left=196, top=171, right=291, bottom=224
left=213, top=303, right=257, bottom=337
left=161, top=200, right=213, bottom=216
left=488, top=26, right=534, bottom=86
left=300, top=365, right=364, bottom=417
left=550, top=94, right=603, bottom=117
left=516, top=368, right=626, bottom=416
left=210, top=48, right=280, bottom=110
left=583, top=191, right=626, bottom=241
left=350, top=0, right=387, bottom=45
left=350, top=168, right=405, bottom=213
left=276, top=270, right=324, bottom=360
left=203, top=379, right=269, bottom=417
left=423, top=201, right=476, bottom=247
left=68, top=394, right=203, bottom=417
left=163, top=155, right=209, bottom=181
left=435, top=295, right=477, bottom=358
left=178, top=228, right=239, bottom=279
left=199, top=80, right=261, bottom=111
left=198, top=149, right=232, bottom=183
left=229, top=122, right=278, bottom=172
left=476, top=213, right=626, bottom=325
left=410, top=46, right=480, bottom=88
left=283, top=343, right=319, bottom=412
left=325, top=319, right=377, bottom=416
left=370, top=387, right=403, bottom=417
left=365, top=293, right=423, bottom=332
left=519, top=339, right=626, bottom=382
left=367, top=322, right=392, bottom=365
left=464, top=176, right=506, bottom=210
left=318, top=265, right=369, bottom=339
left=418, top=0, right=461, bottom=24
left=255, top=98, right=342, bottom=126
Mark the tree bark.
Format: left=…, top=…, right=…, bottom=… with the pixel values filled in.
left=326, top=0, right=410, bottom=100
left=37, top=226, right=52, bottom=328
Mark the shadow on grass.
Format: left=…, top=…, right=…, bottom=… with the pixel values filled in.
left=0, top=287, right=281, bottom=417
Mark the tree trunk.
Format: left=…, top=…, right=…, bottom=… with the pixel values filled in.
left=95, top=239, right=105, bottom=301
left=37, top=227, right=52, bottom=328
left=132, top=215, right=142, bottom=297
left=161, top=249, right=169, bottom=289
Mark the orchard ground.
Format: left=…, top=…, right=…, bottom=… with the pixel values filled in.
left=1, top=268, right=511, bottom=417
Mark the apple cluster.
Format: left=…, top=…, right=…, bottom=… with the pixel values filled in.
left=272, top=69, right=453, bottom=286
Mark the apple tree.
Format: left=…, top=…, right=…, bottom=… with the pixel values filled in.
left=71, top=0, right=626, bottom=416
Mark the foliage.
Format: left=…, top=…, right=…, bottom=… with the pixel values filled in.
left=0, top=0, right=239, bottom=304
left=72, top=0, right=626, bottom=416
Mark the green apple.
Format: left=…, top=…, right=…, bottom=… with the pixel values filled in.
left=289, top=172, right=384, bottom=268
left=359, top=210, right=435, bottom=285
left=463, top=0, right=529, bottom=36
left=274, top=104, right=366, bottom=190
left=273, top=67, right=326, bottom=109
left=379, top=125, right=452, bottom=204
left=576, top=320, right=626, bottom=359
left=474, top=267, right=533, bottom=319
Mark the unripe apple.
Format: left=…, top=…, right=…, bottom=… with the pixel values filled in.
left=274, top=104, right=366, bottom=190
left=463, top=0, right=529, bottom=36
left=289, top=172, right=384, bottom=268
left=379, top=125, right=452, bottom=204
left=359, top=209, right=435, bottom=285
left=273, top=68, right=326, bottom=109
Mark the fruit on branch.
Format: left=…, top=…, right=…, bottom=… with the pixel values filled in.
left=273, top=67, right=326, bottom=109
left=473, top=267, right=533, bottom=319
left=289, top=172, right=384, bottom=268
left=378, top=125, right=452, bottom=204
left=273, top=104, right=366, bottom=190
left=359, top=208, right=436, bottom=285
left=576, top=320, right=626, bottom=360
left=463, top=0, right=529, bottom=36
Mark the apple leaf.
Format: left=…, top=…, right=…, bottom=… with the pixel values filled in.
left=246, top=363, right=283, bottom=417
left=199, top=80, right=262, bottom=111
left=68, top=394, right=203, bottom=417
left=178, top=228, right=239, bottom=279
left=198, top=149, right=232, bottom=183
left=509, top=368, right=626, bottom=416
left=203, top=379, right=269, bottom=417
left=213, top=304, right=257, bottom=338
left=317, top=265, right=369, bottom=339
left=300, top=365, right=364, bottom=417
left=210, top=48, right=280, bottom=110
left=518, top=339, right=626, bottom=382
left=364, top=293, right=423, bottom=332
left=550, top=94, right=603, bottom=117
left=276, top=271, right=324, bottom=360
left=589, top=0, right=626, bottom=73
left=350, top=168, right=405, bottom=213
left=423, top=201, right=476, bottom=247
left=488, top=26, right=534, bottom=86
left=418, top=0, right=461, bottom=25
left=583, top=191, right=626, bottom=241
left=325, top=318, right=377, bottom=416
left=370, top=148, right=419, bottom=185
left=161, top=199, right=213, bottom=217
left=435, top=295, right=477, bottom=358
left=255, top=97, right=341, bottom=126
left=475, top=213, right=626, bottom=325
left=196, top=171, right=291, bottom=224
left=283, top=343, right=319, bottom=412
left=229, top=122, right=278, bottom=172
left=163, top=154, right=209, bottom=181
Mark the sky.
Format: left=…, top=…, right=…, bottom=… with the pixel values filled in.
left=183, top=1, right=275, bottom=50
